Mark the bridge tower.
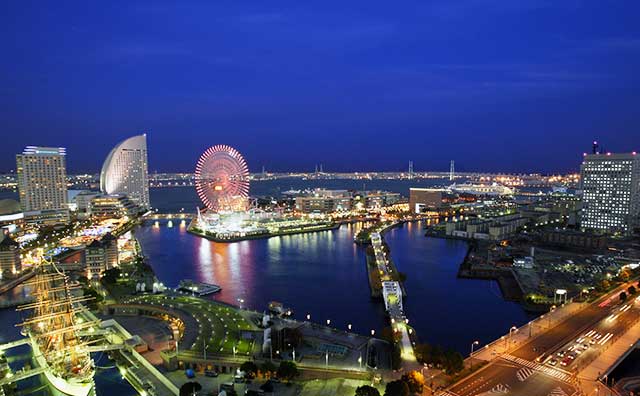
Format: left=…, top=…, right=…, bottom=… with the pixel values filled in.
left=449, top=160, right=455, bottom=181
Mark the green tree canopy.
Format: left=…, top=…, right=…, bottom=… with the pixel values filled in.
left=355, top=385, right=381, bottom=396
left=260, top=361, right=277, bottom=376
left=101, top=267, right=121, bottom=285
left=401, top=371, right=425, bottom=394
left=240, top=361, right=258, bottom=378
left=276, top=361, right=299, bottom=382
left=384, top=380, right=409, bottom=396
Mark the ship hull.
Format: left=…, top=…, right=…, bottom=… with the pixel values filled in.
left=30, top=336, right=95, bottom=396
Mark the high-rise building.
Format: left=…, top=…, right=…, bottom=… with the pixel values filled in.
left=16, top=146, right=70, bottom=224
left=100, top=134, right=150, bottom=210
left=0, top=234, right=21, bottom=279
left=580, top=152, right=640, bottom=234
left=409, top=188, right=445, bottom=214
left=84, top=233, right=118, bottom=279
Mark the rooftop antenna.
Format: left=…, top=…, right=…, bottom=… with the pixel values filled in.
left=592, top=140, right=599, bottom=155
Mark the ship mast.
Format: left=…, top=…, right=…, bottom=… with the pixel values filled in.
left=16, top=250, right=95, bottom=380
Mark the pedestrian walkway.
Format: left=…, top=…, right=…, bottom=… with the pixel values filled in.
left=370, top=232, right=417, bottom=364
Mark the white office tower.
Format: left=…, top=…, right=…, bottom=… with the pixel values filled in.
left=580, top=152, right=640, bottom=235
left=100, top=134, right=150, bottom=210
left=16, top=146, right=70, bottom=224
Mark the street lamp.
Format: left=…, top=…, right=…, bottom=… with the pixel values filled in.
left=348, top=323, right=352, bottom=331
left=326, top=319, right=331, bottom=326
left=470, top=341, right=479, bottom=369
left=508, top=326, right=517, bottom=351
left=371, top=329, right=375, bottom=336
left=306, top=313, right=311, bottom=321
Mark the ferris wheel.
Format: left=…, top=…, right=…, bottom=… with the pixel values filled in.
left=194, top=145, right=250, bottom=212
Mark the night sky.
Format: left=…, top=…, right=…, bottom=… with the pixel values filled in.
left=1, top=1, right=639, bottom=174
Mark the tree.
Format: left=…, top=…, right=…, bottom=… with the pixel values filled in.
left=260, top=361, right=277, bottom=377
left=384, top=380, right=409, bottom=396
left=101, top=268, right=121, bottom=285
left=442, top=349, right=464, bottom=374
left=179, top=381, right=201, bottom=396
left=240, top=361, right=258, bottom=378
left=597, top=279, right=611, bottom=292
left=619, top=267, right=632, bottom=281
left=355, top=385, right=381, bottom=396
left=628, top=285, right=637, bottom=295
left=401, top=371, right=425, bottom=394
left=82, top=287, right=103, bottom=310
left=379, top=326, right=398, bottom=344
left=276, top=361, right=299, bottom=382
left=414, top=343, right=433, bottom=365
left=620, top=291, right=627, bottom=302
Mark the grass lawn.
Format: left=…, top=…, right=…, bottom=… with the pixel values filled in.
left=127, top=294, right=256, bottom=356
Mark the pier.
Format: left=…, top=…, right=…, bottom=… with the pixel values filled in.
left=369, top=227, right=417, bottom=366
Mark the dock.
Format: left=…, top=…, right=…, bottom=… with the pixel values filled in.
left=177, top=280, right=222, bottom=296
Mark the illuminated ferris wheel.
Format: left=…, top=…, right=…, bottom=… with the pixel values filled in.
left=194, top=145, right=250, bottom=212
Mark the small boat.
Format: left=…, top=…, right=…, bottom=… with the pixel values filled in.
left=177, top=279, right=221, bottom=296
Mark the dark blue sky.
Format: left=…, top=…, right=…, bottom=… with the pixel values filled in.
left=1, top=1, right=639, bottom=174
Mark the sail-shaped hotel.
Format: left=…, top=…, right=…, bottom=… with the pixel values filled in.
left=100, top=134, right=150, bottom=210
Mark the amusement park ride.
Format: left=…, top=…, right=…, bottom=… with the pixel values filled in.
left=191, top=144, right=335, bottom=241
left=194, top=144, right=250, bottom=213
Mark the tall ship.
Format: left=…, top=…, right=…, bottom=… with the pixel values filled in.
left=17, top=255, right=96, bottom=396
left=447, top=182, right=514, bottom=196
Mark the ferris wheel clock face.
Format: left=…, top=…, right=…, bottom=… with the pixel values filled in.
left=195, top=145, right=250, bottom=212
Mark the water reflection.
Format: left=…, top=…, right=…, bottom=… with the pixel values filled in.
left=135, top=221, right=529, bottom=353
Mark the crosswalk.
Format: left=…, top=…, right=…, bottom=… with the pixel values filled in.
left=471, top=384, right=512, bottom=396
left=490, top=383, right=511, bottom=394
left=548, top=387, right=569, bottom=396
left=503, top=354, right=572, bottom=383
left=516, top=367, right=535, bottom=382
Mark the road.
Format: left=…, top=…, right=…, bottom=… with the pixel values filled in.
left=444, top=282, right=640, bottom=396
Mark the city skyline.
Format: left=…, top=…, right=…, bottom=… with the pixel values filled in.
left=1, top=2, right=640, bottom=174
left=2, top=4, right=640, bottom=396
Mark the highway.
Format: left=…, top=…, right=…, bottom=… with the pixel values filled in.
left=444, top=282, right=640, bottom=396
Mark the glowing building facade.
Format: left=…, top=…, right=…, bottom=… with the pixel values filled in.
left=100, top=134, right=150, bottom=210
left=580, top=152, right=640, bottom=234
left=16, top=146, right=70, bottom=224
